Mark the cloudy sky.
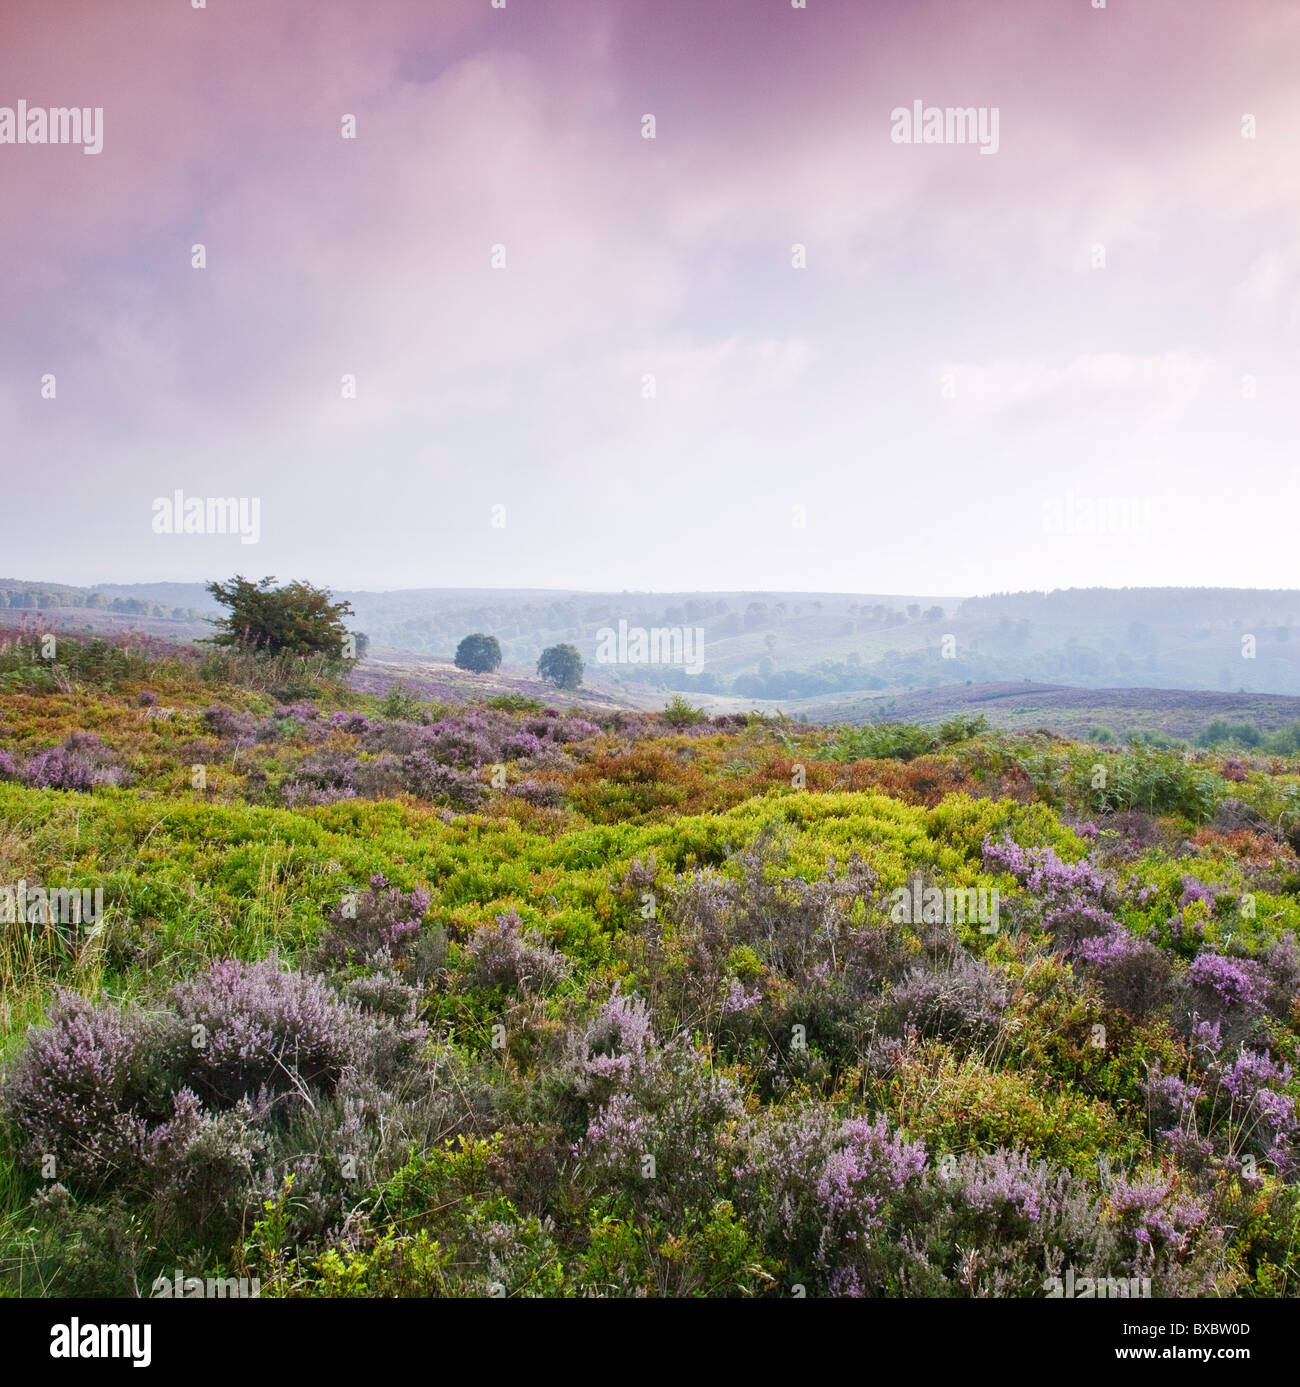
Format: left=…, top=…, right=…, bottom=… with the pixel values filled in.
left=2, top=0, right=1297, bottom=595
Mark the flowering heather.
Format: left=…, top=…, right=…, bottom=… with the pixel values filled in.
left=464, top=912, right=570, bottom=994
left=879, top=959, right=1010, bottom=1044
left=499, top=731, right=546, bottom=760
left=203, top=704, right=257, bottom=743
left=1075, top=930, right=1172, bottom=1016
left=1259, top=933, right=1300, bottom=1019
left=575, top=1040, right=745, bottom=1216
left=1217, top=1048, right=1291, bottom=1099
left=145, top=1087, right=268, bottom=1232
left=570, top=989, right=657, bottom=1093
left=10, top=662, right=1300, bottom=1299
left=399, top=753, right=484, bottom=809
left=1189, top=1018, right=1224, bottom=1059
left=576, top=1089, right=654, bottom=1181
left=1186, top=952, right=1266, bottom=1012
left=1142, top=1067, right=1205, bottom=1137
left=946, top=1148, right=1050, bottom=1225
left=533, top=715, right=601, bottom=744
left=272, top=702, right=320, bottom=724
left=14, top=733, right=129, bottom=791
left=1214, top=1052, right=1297, bottom=1172
left=420, top=714, right=500, bottom=768
left=981, top=836, right=1119, bottom=952
left=504, top=778, right=565, bottom=808
left=327, top=710, right=376, bottom=734
left=2, top=992, right=153, bottom=1188
left=722, top=977, right=762, bottom=1013
left=816, top=1115, right=928, bottom=1247
left=1106, top=1175, right=1208, bottom=1264
left=315, top=876, right=431, bottom=969
left=169, top=956, right=366, bottom=1106
left=356, top=707, right=596, bottom=773
left=982, top=837, right=1109, bottom=902
left=1179, top=875, right=1220, bottom=910
left=281, top=749, right=403, bottom=805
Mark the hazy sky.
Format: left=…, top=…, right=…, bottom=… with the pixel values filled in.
left=2, top=0, right=1298, bottom=595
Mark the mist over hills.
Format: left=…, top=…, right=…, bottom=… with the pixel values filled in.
left=5, top=580, right=1300, bottom=700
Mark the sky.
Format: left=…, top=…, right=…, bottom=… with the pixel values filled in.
left=1, top=0, right=1298, bottom=596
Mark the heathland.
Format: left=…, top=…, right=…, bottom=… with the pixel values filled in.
left=2, top=626, right=1300, bottom=1297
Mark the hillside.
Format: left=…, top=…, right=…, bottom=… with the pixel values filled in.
left=8, top=581, right=1300, bottom=700
left=2, top=627, right=1300, bottom=1299
left=800, top=682, right=1300, bottom=740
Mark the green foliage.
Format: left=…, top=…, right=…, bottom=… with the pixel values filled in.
left=828, top=716, right=988, bottom=763
left=537, top=643, right=583, bottom=690
left=205, top=575, right=355, bottom=659
left=662, top=694, right=708, bottom=728
left=486, top=693, right=545, bottom=713
left=454, top=633, right=503, bottom=674
left=376, top=683, right=426, bottom=720
left=828, top=722, right=936, bottom=762
left=1069, top=745, right=1224, bottom=822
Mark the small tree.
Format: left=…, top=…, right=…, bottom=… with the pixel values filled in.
left=538, top=643, right=583, bottom=690
left=454, top=633, right=502, bottom=673
left=205, top=576, right=355, bottom=657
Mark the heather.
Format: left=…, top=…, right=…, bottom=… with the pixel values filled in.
left=2, top=651, right=1300, bottom=1296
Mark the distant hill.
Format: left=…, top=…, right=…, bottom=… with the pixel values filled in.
left=794, top=681, right=1300, bottom=740
left=5, top=581, right=1300, bottom=699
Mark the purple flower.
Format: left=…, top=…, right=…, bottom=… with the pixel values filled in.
left=722, top=977, right=762, bottom=1013
left=815, top=1115, right=927, bottom=1252
left=17, top=733, right=129, bottom=791
left=1108, top=1176, right=1207, bottom=1262
left=465, top=912, right=570, bottom=993
left=1179, top=876, right=1219, bottom=911
left=1187, top=952, right=1265, bottom=1011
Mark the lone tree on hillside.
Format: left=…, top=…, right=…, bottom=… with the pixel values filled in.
left=205, top=576, right=356, bottom=658
left=454, top=633, right=503, bottom=673
left=538, top=643, right=583, bottom=690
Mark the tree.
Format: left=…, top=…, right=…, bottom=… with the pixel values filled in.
left=454, top=633, right=502, bottom=673
left=205, top=575, right=355, bottom=657
left=538, top=643, right=583, bottom=690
